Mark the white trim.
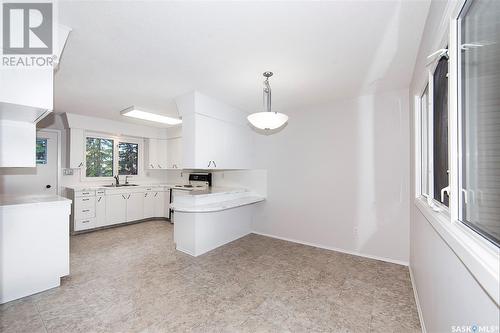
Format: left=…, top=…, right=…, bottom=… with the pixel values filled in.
left=448, top=15, right=460, bottom=223
left=81, top=131, right=144, bottom=182
left=409, top=266, right=427, bottom=333
left=251, top=231, right=409, bottom=266
left=36, top=129, right=61, bottom=196
left=415, top=198, right=499, bottom=305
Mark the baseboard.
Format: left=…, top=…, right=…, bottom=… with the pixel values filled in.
left=251, top=231, right=409, bottom=266
left=409, top=266, right=426, bottom=333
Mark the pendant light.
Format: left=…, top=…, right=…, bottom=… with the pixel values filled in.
left=247, top=72, right=288, bottom=130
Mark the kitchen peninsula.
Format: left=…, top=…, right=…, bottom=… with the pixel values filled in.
left=171, top=187, right=264, bottom=256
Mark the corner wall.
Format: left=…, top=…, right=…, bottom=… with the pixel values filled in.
left=252, top=89, right=411, bottom=264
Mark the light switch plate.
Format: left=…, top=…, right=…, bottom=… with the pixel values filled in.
left=63, top=168, right=74, bottom=176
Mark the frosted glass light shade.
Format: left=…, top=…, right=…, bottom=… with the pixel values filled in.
left=247, top=112, right=288, bottom=130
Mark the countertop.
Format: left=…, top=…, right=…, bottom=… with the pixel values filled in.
left=65, top=183, right=179, bottom=191
left=183, top=187, right=248, bottom=196
left=0, top=194, right=72, bottom=207
left=172, top=195, right=265, bottom=213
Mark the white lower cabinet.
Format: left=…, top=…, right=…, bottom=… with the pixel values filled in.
left=143, top=191, right=155, bottom=219
left=95, top=192, right=106, bottom=227
left=154, top=191, right=165, bottom=217
left=105, top=194, right=127, bottom=225
left=126, top=193, right=144, bottom=222
left=71, top=187, right=170, bottom=233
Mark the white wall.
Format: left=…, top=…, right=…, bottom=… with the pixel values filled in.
left=252, top=89, right=410, bottom=264
left=409, top=0, right=500, bottom=331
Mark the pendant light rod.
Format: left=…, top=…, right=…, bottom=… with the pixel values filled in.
left=263, top=71, right=273, bottom=113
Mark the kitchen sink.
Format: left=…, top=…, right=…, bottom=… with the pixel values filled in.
left=103, top=184, right=139, bottom=187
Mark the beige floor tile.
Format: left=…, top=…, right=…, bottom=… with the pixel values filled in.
left=2, top=221, right=420, bottom=333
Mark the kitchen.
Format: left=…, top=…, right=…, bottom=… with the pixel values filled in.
left=1, top=1, right=499, bottom=332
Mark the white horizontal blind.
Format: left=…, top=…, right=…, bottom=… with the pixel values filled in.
left=460, top=0, right=500, bottom=244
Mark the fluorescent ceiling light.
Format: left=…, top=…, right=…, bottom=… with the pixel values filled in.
left=121, top=107, right=182, bottom=125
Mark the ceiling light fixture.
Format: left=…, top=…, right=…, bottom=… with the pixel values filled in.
left=247, top=72, right=288, bottom=131
left=121, top=106, right=182, bottom=125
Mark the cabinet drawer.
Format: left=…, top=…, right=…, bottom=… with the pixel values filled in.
left=74, top=218, right=97, bottom=231
left=75, top=197, right=96, bottom=219
left=75, top=196, right=95, bottom=208
left=75, top=190, right=96, bottom=197
left=75, top=206, right=95, bottom=220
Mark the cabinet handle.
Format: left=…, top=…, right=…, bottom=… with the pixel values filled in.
left=82, top=198, right=90, bottom=201
left=207, top=161, right=212, bottom=167
left=128, top=194, right=131, bottom=199
left=150, top=164, right=155, bottom=168
left=154, top=192, right=158, bottom=197
left=82, top=220, right=90, bottom=224
left=98, top=197, right=102, bottom=202
left=78, top=162, right=83, bottom=167
left=212, top=160, right=217, bottom=168
left=82, top=209, right=90, bottom=212
left=158, top=164, right=162, bottom=168
left=82, top=192, right=89, bottom=195
left=122, top=195, right=126, bottom=199
left=144, top=193, right=148, bottom=197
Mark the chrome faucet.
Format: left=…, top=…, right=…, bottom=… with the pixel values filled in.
left=113, top=175, right=120, bottom=186
left=125, top=175, right=131, bottom=184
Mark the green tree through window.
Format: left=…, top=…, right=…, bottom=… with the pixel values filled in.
left=86, top=137, right=114, bottom=177
left=118, top=142, right=138, bottom=175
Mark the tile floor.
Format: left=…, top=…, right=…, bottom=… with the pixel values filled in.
left=0, top=221, right=421, bottom=332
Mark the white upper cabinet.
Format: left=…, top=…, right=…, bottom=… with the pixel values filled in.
left=166, top=137, right=182, bottom=169
left=68, top=128, right=85, bottom=169
left=145, top=138, right=168, bottom=169
left=193, top=113, right=227, bottom=169
left=176, top=91, right=255, bottom=170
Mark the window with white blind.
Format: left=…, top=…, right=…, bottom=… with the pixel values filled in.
left=458, top=0, right=500, bottom=246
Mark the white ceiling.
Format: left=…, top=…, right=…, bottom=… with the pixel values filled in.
left=55, top=1, right=430, bottom=124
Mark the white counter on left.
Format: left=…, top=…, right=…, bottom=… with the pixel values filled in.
left=0, top=195, right=72, bottom=304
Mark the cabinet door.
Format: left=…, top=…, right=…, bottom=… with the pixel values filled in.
left=154, top=191, right=165, bottom=217
left=95, top=195, right=106, bottom=227
left=195, top=114, right=225, bottom=169
left=225, top=123, right=254, bottom=169
left=145, top=138, right=157, bottom=169
left=156, top=139, right=168, bottom=169
left=167, top=137, right=182, bottom=169
left=105, top=194, right=127, bottom=225
left=126, top=192, right=144, bottom=222
left=69, top=128, right=85, bottom=168
left=143, top=192, right=155, bottom=219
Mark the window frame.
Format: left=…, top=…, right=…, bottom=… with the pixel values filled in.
left=118, top=141, right=140, bottom=176
left=414, top=0, right=499, bottom=306
left=416, top=53, right=450, bottom=212
left=82, top=131, right=144, bottom=181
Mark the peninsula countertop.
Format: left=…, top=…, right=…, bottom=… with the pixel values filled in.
left=171, top=187, right=265, bottom=213
left=0, top=194, right=72, bottom=207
